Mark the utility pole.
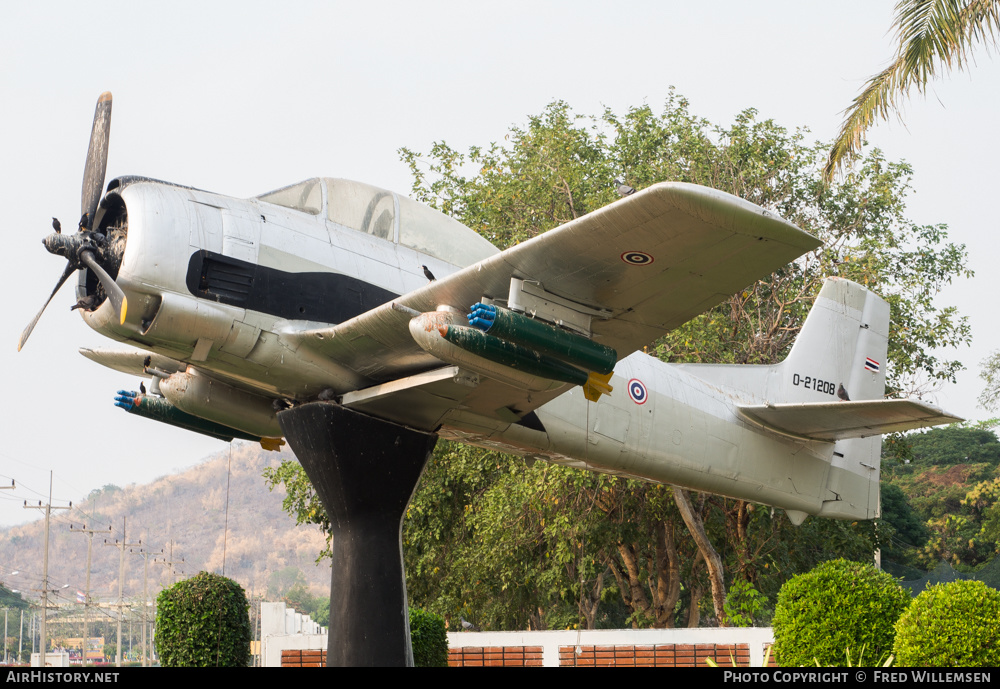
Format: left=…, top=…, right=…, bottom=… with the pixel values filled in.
left=0, top=484, right=16, bottom=665
left=158, top=541, right=185, bottom=585
left=133, top=547, right=162, bottom=667
left=104, top=518, right=140, bottom=667
left=24, top=472, right=71, bottom=667
left=70, top=523, right=111, bottom=666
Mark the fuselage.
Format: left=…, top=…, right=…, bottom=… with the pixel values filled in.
left=478, top=353, right=858, bottom=518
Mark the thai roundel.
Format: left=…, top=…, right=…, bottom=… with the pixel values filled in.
left=628, top=378, right=648, bottom=405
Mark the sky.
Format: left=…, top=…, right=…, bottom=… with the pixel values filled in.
left=1, top=1, right=998, bottom=531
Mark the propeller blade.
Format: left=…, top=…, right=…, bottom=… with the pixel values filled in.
left=18, top=264, right=77, bottom=351
left=81, top=92, right=112, bottom=232
left=79, top=250, right=127, bottom=325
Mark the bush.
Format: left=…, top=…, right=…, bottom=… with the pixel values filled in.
left=156, top=571, right=251, bottom=667
left=409, top=608, right=448, bottom=667
left=893, top=580, right=1000, bottom=667
left=772, top=558, right=910, bottom=667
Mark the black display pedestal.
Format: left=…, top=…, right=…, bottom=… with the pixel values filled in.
left=278, top=402, right=438, bottom=667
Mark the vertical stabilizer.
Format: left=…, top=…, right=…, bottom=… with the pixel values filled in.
left=778, top=277, right=889, bottom=520
left=779, top=277, right=889, bottom=405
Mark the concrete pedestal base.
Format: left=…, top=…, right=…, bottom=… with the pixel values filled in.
left=278, top=402, right=438, bottom=667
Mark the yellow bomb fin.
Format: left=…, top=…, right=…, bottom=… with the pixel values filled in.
left=582, top=371, right=614, bottom=402
left=260, top=437, right=286, bottom=452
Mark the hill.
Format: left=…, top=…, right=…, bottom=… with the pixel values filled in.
left=883, top=426, right=1000, bottom=577
left=0, top=442, right=330, bottom=606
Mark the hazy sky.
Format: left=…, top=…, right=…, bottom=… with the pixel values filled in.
left=2, top=1, right=998, bottom=531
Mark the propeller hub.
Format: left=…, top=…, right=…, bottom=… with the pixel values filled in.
left=42, top=231, right=103, bottom=266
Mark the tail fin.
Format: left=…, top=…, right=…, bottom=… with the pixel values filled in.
left=780, top=276, right=888, bottom=405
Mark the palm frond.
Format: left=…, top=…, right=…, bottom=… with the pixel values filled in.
left=825, top=0, right=1000, bottom=181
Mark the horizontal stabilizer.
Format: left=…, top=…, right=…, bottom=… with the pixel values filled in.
left=736, top=399, right=962, bottom=441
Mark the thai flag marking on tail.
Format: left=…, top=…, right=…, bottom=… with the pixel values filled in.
left=865, top=357, right=880, bottom=373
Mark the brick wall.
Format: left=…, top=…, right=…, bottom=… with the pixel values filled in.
left=281, top=649, right=326, bottom=667
left=448, top=646, right=543, bottom=667
left=449, top=628, right=775, bottom=667
left=447, top=642, right=753, bottom=667
left=559, top=643, right=750, bottom=667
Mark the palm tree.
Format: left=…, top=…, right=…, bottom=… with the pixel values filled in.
left=825, top=0, right=1000, bottom=181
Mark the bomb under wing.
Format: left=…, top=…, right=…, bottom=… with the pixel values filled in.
left=114, top=389, right=275, bottom=445
left=466, top=302, right=617, bottom=374
left=405, top=309, right=613, bottom=401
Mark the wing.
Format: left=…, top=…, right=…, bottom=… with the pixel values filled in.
left=280, top=182, right=821, bottom=429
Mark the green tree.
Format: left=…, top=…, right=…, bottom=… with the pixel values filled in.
left=155, top=571, right=251, bottom=667
left=262, top=464, right=331, bottom=560
left=265, top=566, right=308, bottom=599
left=900, top=426, right=1000, bottom=466
left=978, top=351, right=1000, bottom=424
left=0, top=585, right=29, bottom=610
left=884, top=426, right=1000, bottom=570
left=282, top=582, right=328, bottom=624
left=826, top=0, right=1000, bottom=179
left=399, top=96, right=968, bottom=624
left=880, top=482, right=930, bottom=565
left=269, top=94, right=970, bottom=629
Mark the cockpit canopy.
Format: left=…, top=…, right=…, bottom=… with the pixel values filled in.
left=257, top=178, right=498, bottom=268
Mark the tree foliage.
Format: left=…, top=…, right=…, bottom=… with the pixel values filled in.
left=884, top=426, right=1000, bottom=570
left=826, top=0, right=1000, bottom=179
left=0, top=585, right=29, bottom=610
left=282, top=582, right=329, bottom=627
left=155, top=571, right=251, bottom=667
left=978, top=349, right=1000, bottom=415
left=268, top=94, right=970, bottom=630
left=402, top=95, right=970, bottom=392
left=263, top=462, right=331, bottom=560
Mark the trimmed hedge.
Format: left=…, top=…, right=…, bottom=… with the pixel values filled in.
left=410, top=608, right=448, bottom=667
left=772, top=558, right=910, bottom=667
left=893, top=580, right=1000, bottom=667
left=155, top=571, right=251, bottom=667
